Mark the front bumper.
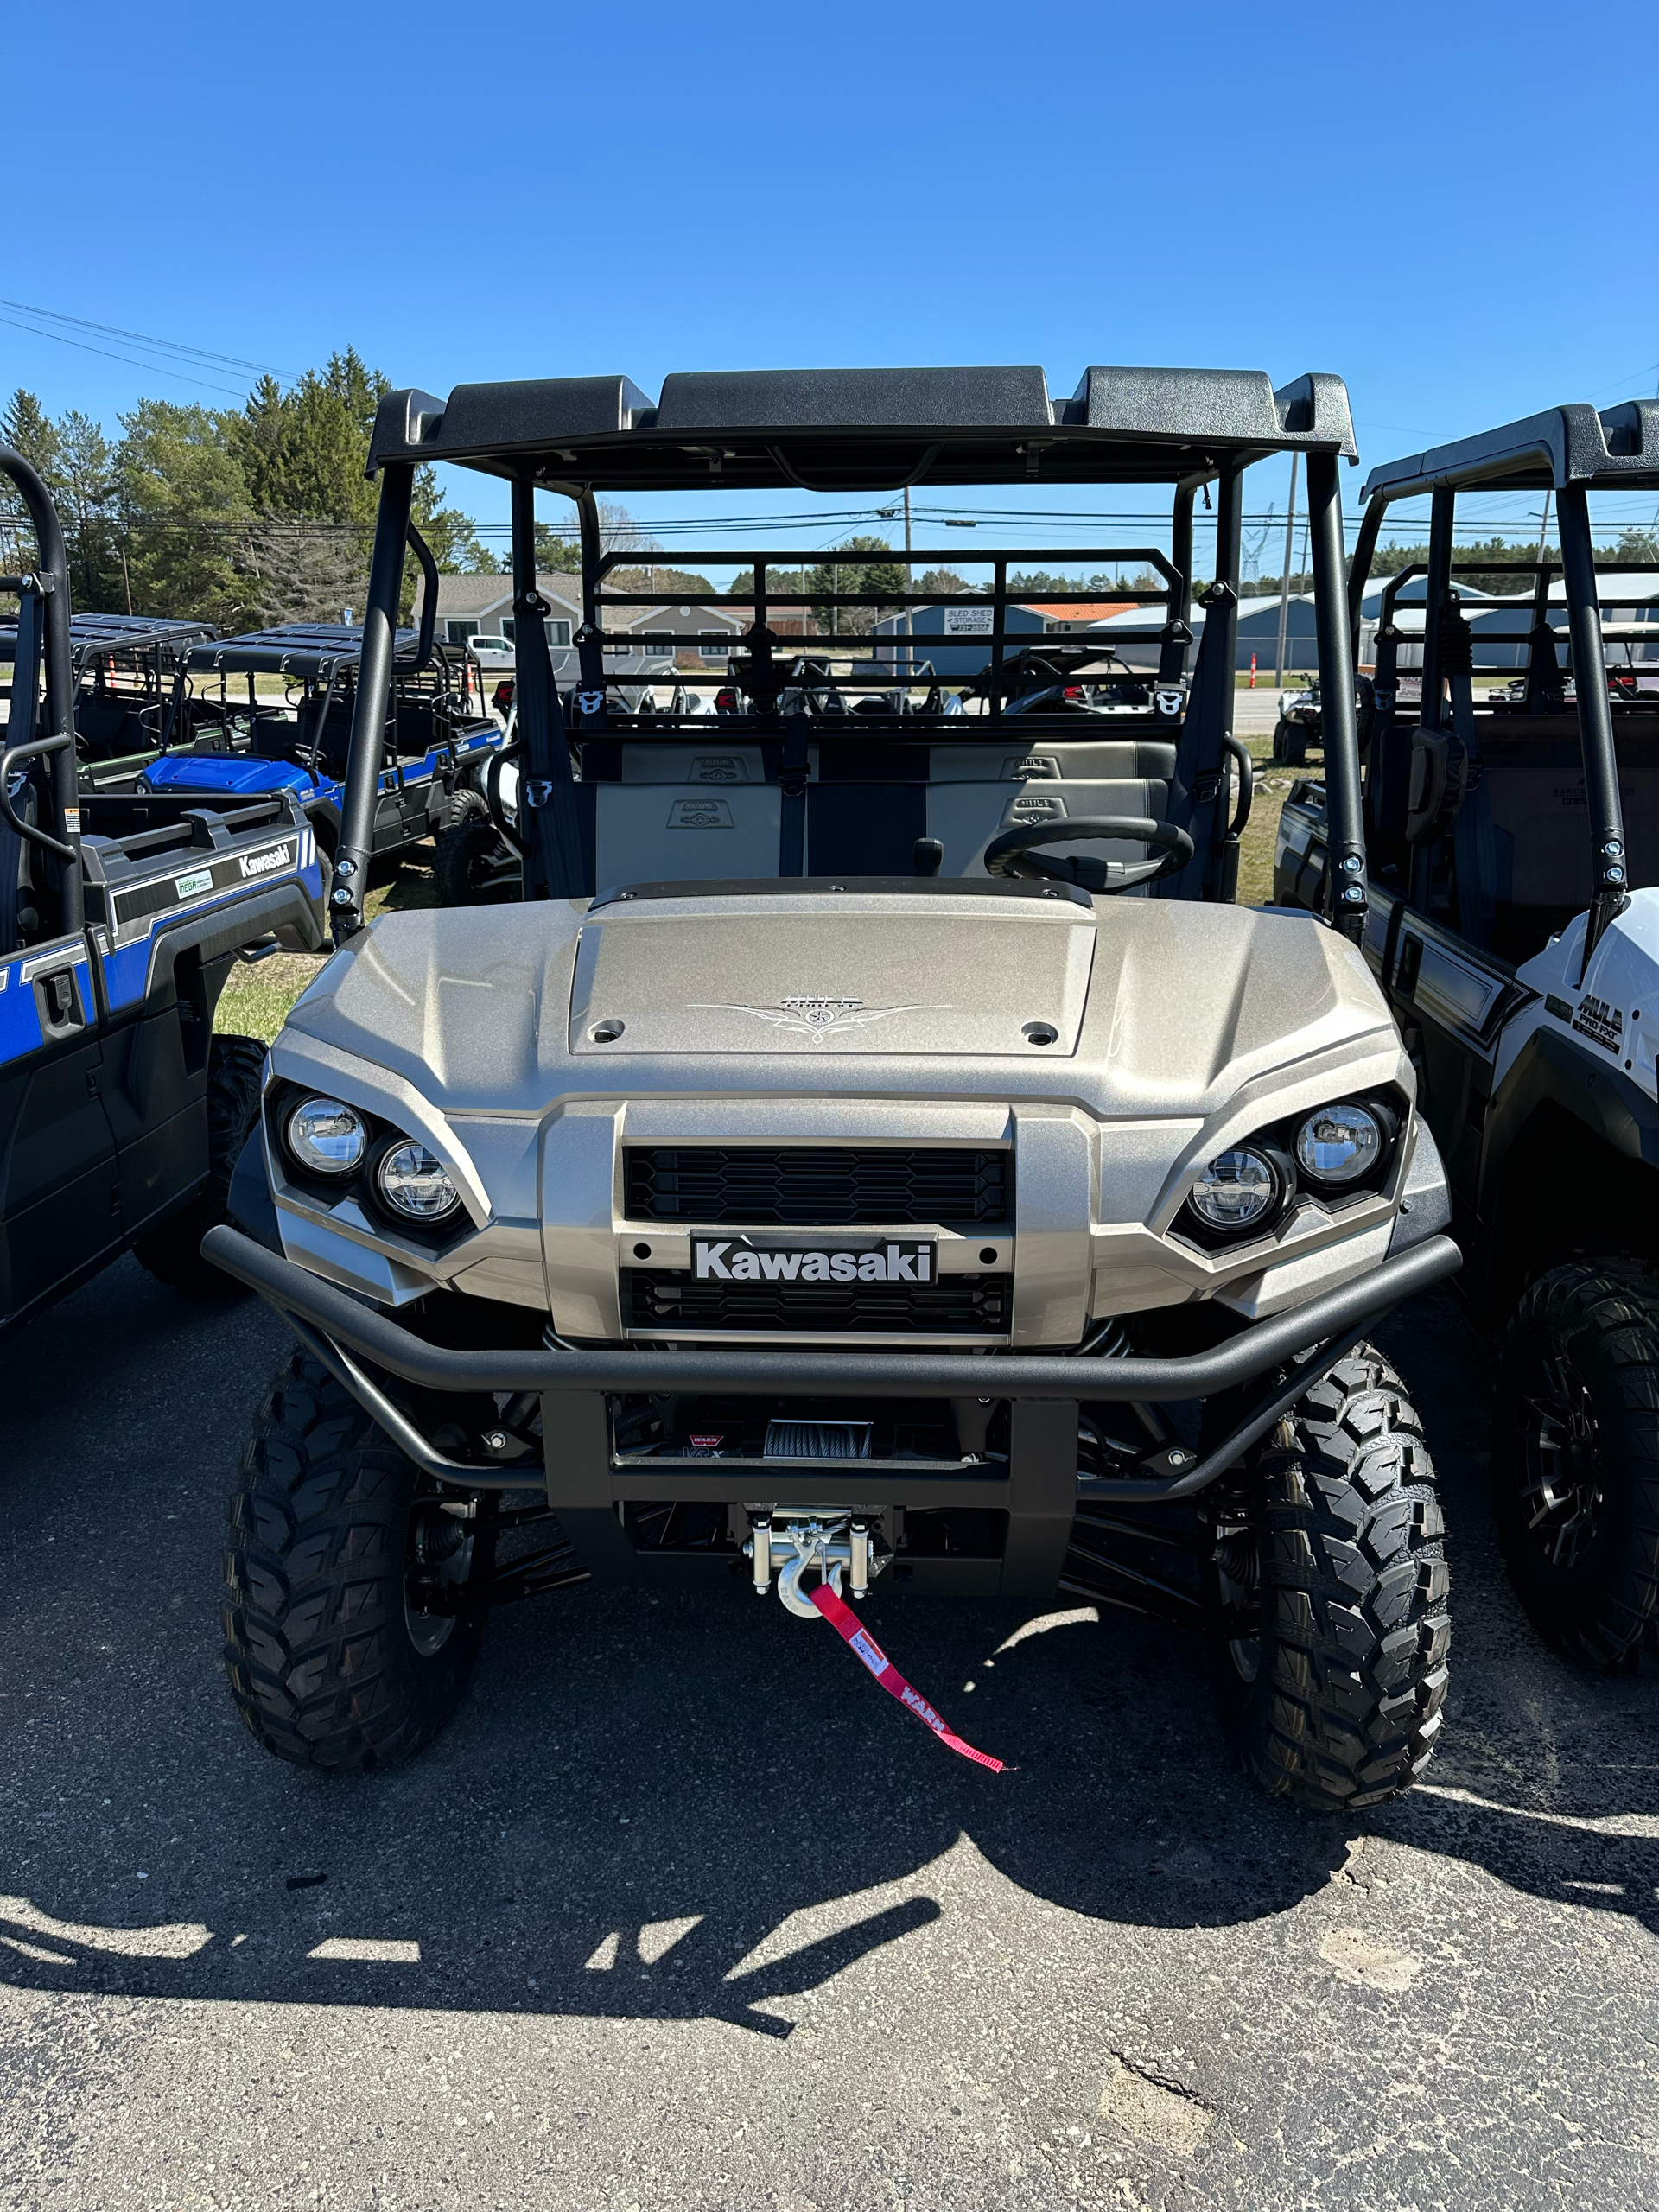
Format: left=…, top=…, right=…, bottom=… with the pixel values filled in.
left=205, top=1224, right=1460, bottom=1599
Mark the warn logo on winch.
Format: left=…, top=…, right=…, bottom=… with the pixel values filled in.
left=692, top=1239, right=934, bottom=1283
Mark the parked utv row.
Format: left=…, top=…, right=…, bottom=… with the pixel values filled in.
left=0, top=491, right=507, bottom=1334
left=0, top=454, right=327, bottom=1332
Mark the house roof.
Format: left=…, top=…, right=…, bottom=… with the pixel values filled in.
left=416, top=571, right=583, bottom=620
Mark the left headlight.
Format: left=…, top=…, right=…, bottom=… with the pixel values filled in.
left=1294, top=1101, right=1382, bottom=1186
left=375, top=1140, right=461, bottom=1223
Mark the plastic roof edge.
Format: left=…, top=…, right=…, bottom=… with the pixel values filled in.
left=365, top=365, right=1357, bottom=477
left=1361, top=399, right=1659, bottom=502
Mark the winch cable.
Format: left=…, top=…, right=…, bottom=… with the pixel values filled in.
left=809, top=1583, right=1010, bottom=1774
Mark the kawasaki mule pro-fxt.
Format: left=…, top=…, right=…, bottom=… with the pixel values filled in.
left=1276, top=397, right=1659, bottom=1666
left=204, top=365, right=1459, bottom=1808
left=0, top=448, right=326, bottom=1332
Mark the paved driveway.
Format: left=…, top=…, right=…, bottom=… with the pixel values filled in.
left=3, top=1262, right=1656, bottom=2210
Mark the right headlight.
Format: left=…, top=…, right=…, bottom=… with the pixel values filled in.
left=1188, top=1147, right=1279, bottom=1230
left=375, top=1140, right=461, bottom=1223
left=1294, top=1101, right=1382, bottom=1186
left=286, top=1095, right=366, bottom=1175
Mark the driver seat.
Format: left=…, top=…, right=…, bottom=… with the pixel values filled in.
left=925, top=739, right=1176, bottom=881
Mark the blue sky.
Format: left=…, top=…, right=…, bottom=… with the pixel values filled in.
left=7, top=0, right=1656, bottom=576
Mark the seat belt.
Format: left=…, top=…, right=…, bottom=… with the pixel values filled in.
left=1160, top=581, right=1235, bottom=900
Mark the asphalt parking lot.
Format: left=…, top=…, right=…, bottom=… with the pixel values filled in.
left=4, top=1264, right=1658, bottom=2212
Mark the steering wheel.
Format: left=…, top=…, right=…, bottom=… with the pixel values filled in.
left=982, top=815, right=1195, bottom=894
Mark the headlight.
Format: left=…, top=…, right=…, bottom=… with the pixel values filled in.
left=376, top=1140, right=461, bottom=1222
left=287, top=1096, right=366, bottom=1175
left=1295, top=1102, right=1382, bottom=1185
left=1189, top=1147, right=1278, bottom=1230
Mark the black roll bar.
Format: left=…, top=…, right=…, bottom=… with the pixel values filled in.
left=331, top=464, right=413, bottom=939
left=512, top=474, right=584, bottom=901
left=330, top=500, right=489, bottom=939
left=1557, top=484, right=1630, bottom=970
left=1306, top=450, right=1365, bottom=942
left=1357, top=457, right=1639, bottom=963
left=405, top=522, right=440, bottom=672
left=0, top=445, right=83, bottom=935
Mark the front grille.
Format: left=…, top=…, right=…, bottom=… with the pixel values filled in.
left=624, top=1146, right=1010, bottom=1227
left=623, top=1268, right=1012, bottom=1335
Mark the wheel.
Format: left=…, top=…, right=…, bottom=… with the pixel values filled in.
left=443, top=786, right=489, bottom=831
left=222, top=1351, right=495, bottom=1770
left=1272, top=721, right=1307, bottom=766
left=1491, top=1265, right=1659, bottom=1667
left=132, top=1033, right=267, bottom=1295
left=1210, top=1345, right=1449, bottom=1811
left=433, top=814, right=520, bottom=906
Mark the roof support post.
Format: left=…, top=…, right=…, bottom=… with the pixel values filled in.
left=1347, top=491, right=1387, bottom=663
left=1306, top=448, right=1367, bottom=943
left=1557, top=482, right=1629, bottom=971
left=1159, top=481, right=1197, bottom=684
left=332, top=461, right=411, bottom=942
left=513, top=474, right=586, bottom=900
left=1162, top=464, right=1242, bottom=901
left=1419, top=487, right=1455, bottom=728
left=0, top=442, right=83, bottom=937
left=572, top=489, right=608, bottom=728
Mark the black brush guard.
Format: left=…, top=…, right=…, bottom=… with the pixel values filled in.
left=204, top=1224, right=1459, bottom=1601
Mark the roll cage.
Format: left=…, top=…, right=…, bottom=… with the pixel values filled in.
left=0, top=610, right=218, bottom=775
left=330, top=364, right=1363, bottom=939
left=1351, top=399, right=1659, bottom=974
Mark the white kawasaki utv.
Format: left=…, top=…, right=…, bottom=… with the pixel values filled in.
left=1277, top=394, right=1659, bottom=1667
left=206, top=363, right=1458, bottom=1808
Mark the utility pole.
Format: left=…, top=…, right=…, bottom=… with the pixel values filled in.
left=1535, top=488, right=1553, bottom=569
left=1274, top=452, right=1300, bottom=687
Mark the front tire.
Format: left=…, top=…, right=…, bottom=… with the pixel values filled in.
left=1212, top=1346, right=1449, bottom=1810
left=433, top=814, right=520, bottom=906
left=1491, top=1265, right=1659, bottom=1666
left=222, top=1352, right=494, bottom=1770
left=133, top=1033, right=266, bottom=1294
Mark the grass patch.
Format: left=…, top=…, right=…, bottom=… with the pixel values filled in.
left=1236, top=733, right=1298, bottom=908
left=213, top=851, right=440, bottom=1044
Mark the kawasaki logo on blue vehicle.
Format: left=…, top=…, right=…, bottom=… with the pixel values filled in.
left=113, top=838, right=304, bottom=931
left=238, top=842, right=295, bottom=879
left=691, top=1238, right=934, bottom=1283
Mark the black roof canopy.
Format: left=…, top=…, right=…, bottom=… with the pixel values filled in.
left=0, top=611, right=217, bottom=666
left=181, top=623, right=420, bottom=680
left=367, top=364, right=1357, bottom=493
left=1362, top=399, right=1659, bottom=503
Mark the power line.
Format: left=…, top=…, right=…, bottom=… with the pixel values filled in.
left=0, top=311, right=251, bottom=400
left=0, top=296, right=298, bottom=380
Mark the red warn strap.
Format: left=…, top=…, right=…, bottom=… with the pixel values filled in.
left=809, top=1583, right=1008, bottom=1773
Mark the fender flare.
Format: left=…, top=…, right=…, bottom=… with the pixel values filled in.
left=1485, top=1022, right=1659, bottom=1191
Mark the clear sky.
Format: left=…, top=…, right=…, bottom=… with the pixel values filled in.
left=6, top=0, right=1656, bottom=576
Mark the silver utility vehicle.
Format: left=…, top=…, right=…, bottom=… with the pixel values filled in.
left=207, top=365, right=1459, bottom=1809
left=1276, top=397, right=1659, bottom=1666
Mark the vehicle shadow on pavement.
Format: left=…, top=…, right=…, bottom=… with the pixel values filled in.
left=3, top=1269, right=1657, bottom=2033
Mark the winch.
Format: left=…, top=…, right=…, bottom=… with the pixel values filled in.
left=744, top=1509, right=890, bottom=1617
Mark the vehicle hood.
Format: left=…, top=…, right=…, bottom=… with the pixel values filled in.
left=278, top=888, right=1396, bottom=1120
